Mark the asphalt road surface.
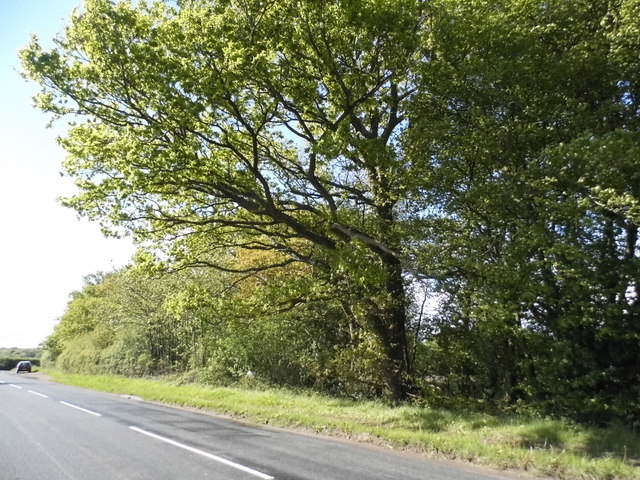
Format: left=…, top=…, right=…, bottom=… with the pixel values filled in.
left=0, top=371, right=519, bottom=480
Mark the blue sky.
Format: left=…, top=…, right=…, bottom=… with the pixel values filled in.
left=0, top=1, right=135, bottom=347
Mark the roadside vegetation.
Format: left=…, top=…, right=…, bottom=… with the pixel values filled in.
left=0, top=348, right=41, bottom=359
left=44, top=370, right=639, bottom=480
left=20, top=0, right=640, bottom=478
left=0, top=348, right=41, bottom=371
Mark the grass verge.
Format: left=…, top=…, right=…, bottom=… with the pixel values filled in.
left=42, top=370, right=639, bottom=480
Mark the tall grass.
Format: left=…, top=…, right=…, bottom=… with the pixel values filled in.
left=44, top=371, right=639, bottom=479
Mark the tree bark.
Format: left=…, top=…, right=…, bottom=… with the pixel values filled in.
left=371, top=253, right=415, bottom=402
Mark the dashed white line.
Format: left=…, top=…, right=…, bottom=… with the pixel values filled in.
left=4, top=379, right=274, bottom=479
left=28, top=390, right=49, bottom=398
left=59, top=401, right=102, bottom=417
left=129, top=426, right=274, bottom=480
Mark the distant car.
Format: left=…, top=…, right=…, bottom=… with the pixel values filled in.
left=16, top=361, right=32, bottom=374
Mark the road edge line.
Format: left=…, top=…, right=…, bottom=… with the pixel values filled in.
left=59, top=401, right=102, bottom=417
left=129, top=426, right=274, bottom=480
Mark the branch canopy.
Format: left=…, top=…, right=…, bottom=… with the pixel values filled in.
left=21, top=0, right=425, bottom=269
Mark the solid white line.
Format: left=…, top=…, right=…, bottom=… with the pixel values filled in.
left=28, top=390, right=49, bottom=398
left=129, top=426, right=274, bottom=480
left=59, top=401, right=102, bottom=417
left=9, top=384, right=22, bottom=390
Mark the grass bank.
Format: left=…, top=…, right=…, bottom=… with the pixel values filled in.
left=43, top=370, right=639, bottom=480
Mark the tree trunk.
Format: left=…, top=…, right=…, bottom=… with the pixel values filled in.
left=371, top=253, right=415, bottom=402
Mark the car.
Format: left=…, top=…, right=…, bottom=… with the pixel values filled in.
left=16, top=361, right=32, bottom=374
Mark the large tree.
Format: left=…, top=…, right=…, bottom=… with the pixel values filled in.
left=21, top=0, right=427, bottom=400
left=408, top=0, right=640, bottom=420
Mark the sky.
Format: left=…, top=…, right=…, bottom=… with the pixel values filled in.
left=0, top=1, right=136, bottom=348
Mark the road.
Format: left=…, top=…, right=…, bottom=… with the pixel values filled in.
left=0, top=371, right=516, bottom=480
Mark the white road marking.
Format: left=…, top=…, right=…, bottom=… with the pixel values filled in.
left=28, top=390, right=49, bottom=398
left=3, top=378, right=274, bottom=479
left=59, top=401, right=102, bottom=417
left=129, top=426, right=275, bottom=480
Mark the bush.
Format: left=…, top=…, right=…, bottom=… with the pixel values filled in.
left=0, top=358, right=41, bottom=370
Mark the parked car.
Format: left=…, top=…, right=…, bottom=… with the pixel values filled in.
left=16, top=361, right=32, bottom=373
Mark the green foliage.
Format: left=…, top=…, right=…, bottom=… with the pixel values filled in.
left=25, top=0, right=640, bottom=425
left=0, top=358, right=41, bottom=370
left=0, top=349, right=42, bottom=370
left=403, top=0, right=640, bottom=423
left=0, top=348, right=41, bottom=359
left=45, top=252, right=407, bottom=400
left=21, top=0, right=429, bottom=401
left=47, top=370, right=640, bottom=480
